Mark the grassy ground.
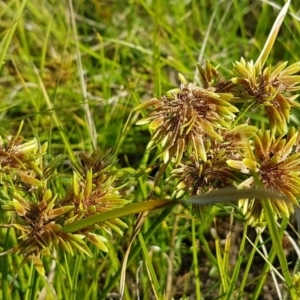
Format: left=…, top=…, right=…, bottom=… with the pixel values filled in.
left=1, top=0, right=300, bottom=299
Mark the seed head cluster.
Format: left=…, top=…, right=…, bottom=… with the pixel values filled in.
left=136, top=60, right=300, bottom=226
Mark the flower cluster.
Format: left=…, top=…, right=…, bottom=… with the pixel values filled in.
left=0, top=132, right=128, bottom=274
left=227, top=128, right=300, bottom=226
left=135, top=66, right=238, bottom=165
left=62, top=150, right=128, bottom=236
left=232, top=58, right=300, bottom=133
left=169, top=124, right=258, bottom=198
left=136, top=59, right=300, bottom=226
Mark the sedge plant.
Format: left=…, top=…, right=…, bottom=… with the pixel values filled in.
left=1, top=0, right=300, bottom=300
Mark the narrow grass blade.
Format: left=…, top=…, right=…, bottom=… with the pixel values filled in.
left=192, top=219, right=201, bottom=300
left=255, top=0, right=291, bottom=68
left=184, top=188, right=289, bottom=206
left=62, top=199, right=177, bottom=233
left=250, top=218, right=288, bottom=299
left=1, top=229, right=11, bottom=300
left=224, top=224, right=248, bottom=300
left=100, top=206, right=174, bottom=299
left=138, top=233, right=163, bottom=300
left=262, top=198, right=296, bottom=299
left=247, top=234, right=286, bottom=281
left=214, top=230, right=229, bottom=293
left=63, top=188, right=289, bottom=233
left=33, top=65, right=76, bottom=162
left=119, top=211, right=149, bottom=299
left=238, top=229, right=261, bottom=298
left=193, top=1, right=218, bottom=84
left=0, top=0, right=29, bottom=73
left=24, top=265, right=39, bottom=300
left=68, top=0, right=97, bottom=148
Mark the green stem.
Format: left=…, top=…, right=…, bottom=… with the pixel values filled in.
left=262, top=199, right=296, bottom=299
left=138, top=234, right=163, bottom=299
left=225, top=223, right=248, bottom=300
left=198, top=229, right=218, bottom=266
left=71, top=256, right=82, bottom=300
left=238, top=228, right=261, bottom=299
left=232, top=101, right=256, bottom=127
left=215, top=235, right=228, bottom=294
left=2, top=229, right=11, bottom=300
left=25, top=264, right=39, bottom=300
left=100, top=206, right=174, bottom=299
left=192, top=219, right=201, bottom=300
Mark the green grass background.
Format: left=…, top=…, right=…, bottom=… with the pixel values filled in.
left=1, top=0, right=300, bottom=299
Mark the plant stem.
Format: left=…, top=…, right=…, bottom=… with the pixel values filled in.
left=225, top=222, right=248, bottom=300
left=192, top=219, right=202, bottom=300
left=238, top=228, right=261, bottom=299
left=262, top=199, right=296, bottom=299
left=71, top=256, right=82, bottom=300
left=25, top=264, right=39, bottom=300
left=100, top=206, right=174, bottom=299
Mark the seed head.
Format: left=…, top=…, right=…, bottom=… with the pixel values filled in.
left=232, top=58, right=300, bottom=134
left=136, top=73, right=238, bottom=165
left=227, top=127, right=300, bottom=226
